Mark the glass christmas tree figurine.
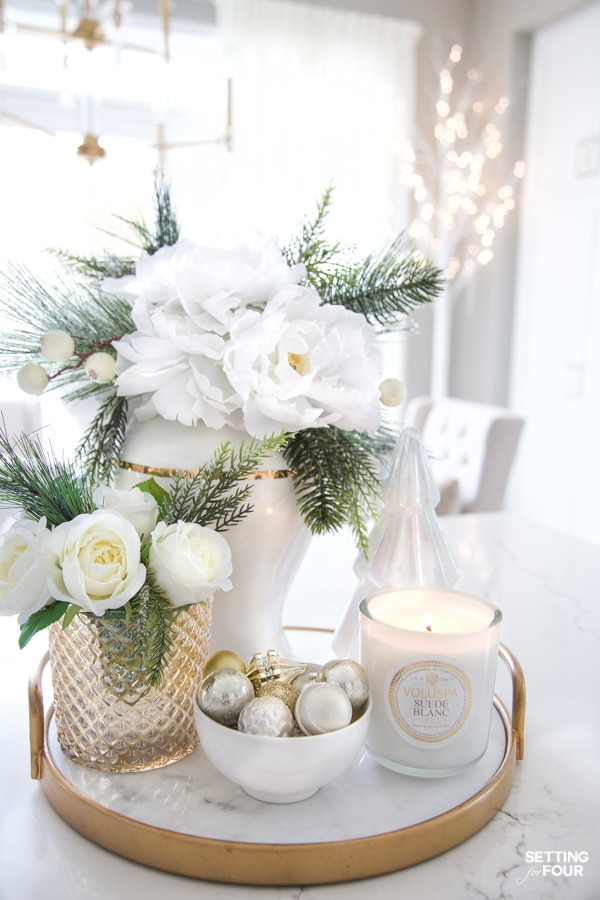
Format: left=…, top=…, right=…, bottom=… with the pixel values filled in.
left=333, top=427, right=459, bottom=657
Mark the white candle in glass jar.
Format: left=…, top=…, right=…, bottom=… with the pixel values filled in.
left=359, top=588, right=502, bottom=777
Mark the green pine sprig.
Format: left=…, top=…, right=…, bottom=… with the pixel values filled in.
left=51, top=251, right=136, bottom=281
left=0, top=423, right=94, bottom=526
left=76, top=393, right=129, bottom=485
left=315, top=234, right=444, bottom=326
left=283, top=426, right=382, bottom=554
left=163, top=432, right=290, bottom=531
left=51, top=175, right=180, bottom=282
left=128, top=573, right=185, bottom=687
left=100, top=173, right=180, bottom=260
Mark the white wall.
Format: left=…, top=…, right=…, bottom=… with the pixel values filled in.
left=507, top=0, right=600, bottom=544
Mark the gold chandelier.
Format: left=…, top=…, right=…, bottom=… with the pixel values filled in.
left=0, top=0, right=232, bottom=166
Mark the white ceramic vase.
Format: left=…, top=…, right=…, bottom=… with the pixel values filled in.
left=115, top=418, right=312, bottom=662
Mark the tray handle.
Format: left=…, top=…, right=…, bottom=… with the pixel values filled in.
left=498, top=643, right=525, bottom=759
left=29, top=651, right=49, bottom=780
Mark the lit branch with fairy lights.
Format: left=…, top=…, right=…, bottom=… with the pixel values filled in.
left=399, top=43, right=526, bottom=394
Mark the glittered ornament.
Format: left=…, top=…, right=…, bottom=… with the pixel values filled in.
left=255, top=680, right=300, bottom=714
left=238, top=696, right=294, bottom=737
left=203, top=650, right=246, bottom=679
left=317, top=659, right=370, bottom=712
left=295, top=683, right=353, bottom=735
left=246, top=649, right=308, bottom=687
left=198, top=668, right=255, bottom=728
left=290, top=670, right=318, bottom=693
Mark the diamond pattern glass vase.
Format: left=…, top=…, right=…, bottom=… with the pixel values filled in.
left=48, top=601, right=212, bottom=773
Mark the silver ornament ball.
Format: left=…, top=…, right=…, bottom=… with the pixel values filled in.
left=316, top=658, right=370, bottom=711
left=290, top=670, right=318, bottom=692
left=198, top=668, right=255, bottom=728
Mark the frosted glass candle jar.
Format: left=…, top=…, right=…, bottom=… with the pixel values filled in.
left=359, top=589, right=502, bottom=777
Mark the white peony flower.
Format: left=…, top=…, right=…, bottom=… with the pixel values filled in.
left=149, top=520, right=232, bottom=607
left=223, top=285, right=383, bottom=435
left=48, top=510, right=146, bottom=614
left=0, top=516, right=55, bottom=619
left=109, top=237, right=305, bottom=429
left=92, top=485, right=159, bottom=544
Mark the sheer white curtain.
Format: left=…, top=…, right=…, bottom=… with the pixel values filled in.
left=218, top=0, right=421, bottom=252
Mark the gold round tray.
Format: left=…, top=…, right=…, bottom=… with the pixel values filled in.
left=29, top=643, right=525, bottom=886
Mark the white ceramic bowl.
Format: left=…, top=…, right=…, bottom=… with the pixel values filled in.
left=194, top=685, right=371, bottom=804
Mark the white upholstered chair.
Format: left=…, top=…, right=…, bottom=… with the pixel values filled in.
left=403, top=395, right=525, bottom=515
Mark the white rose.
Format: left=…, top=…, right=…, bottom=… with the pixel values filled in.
left=109, top=237, right=304, bottom=429
left=149, top=520, right=232, bottom=607
left=92, top=485, right=159, bottom=544
left=0, top=516, right=55, bottom=619
left=48, top=510, right=146, bottom=614
left=223, top=285, right=383, bottom=435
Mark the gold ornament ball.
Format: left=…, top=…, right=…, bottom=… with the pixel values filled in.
left=255, top=680, right=300, bottom=714
left=203, top=650, right=247, bottom=679
left=379, top=377, right=406, bottom=408
left=245, top=649, right=308, bottom=686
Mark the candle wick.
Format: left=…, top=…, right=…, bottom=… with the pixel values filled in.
left=425, top=624, right=433, bottom=632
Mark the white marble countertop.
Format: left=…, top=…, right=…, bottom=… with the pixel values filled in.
left=1, top=512, right=599, bottom=899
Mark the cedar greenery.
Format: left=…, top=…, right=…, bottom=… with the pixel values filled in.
left=283, top=427, right=382, bottom=554
left=161, top=433, right=289, bottom=531
left=129, top=574, right=182, bottom=688
left=77, top=394, right=129, bottom=486
left=282, top=183, right=344, bottom=291
left=283, top=187, right=444, bottom=325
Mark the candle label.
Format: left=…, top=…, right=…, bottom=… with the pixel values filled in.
left=387, top=659, right=472, bottom=745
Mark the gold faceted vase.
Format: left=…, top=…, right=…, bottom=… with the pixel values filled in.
left=48, top=601, right=211, bottom=773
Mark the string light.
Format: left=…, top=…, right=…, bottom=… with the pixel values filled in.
left=399, top=45, right=525, bottom=285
